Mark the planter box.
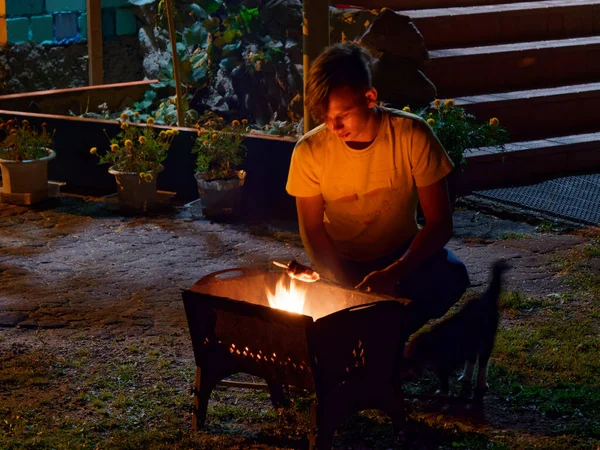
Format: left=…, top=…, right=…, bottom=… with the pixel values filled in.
left=0, top=80, right=298, bottom=220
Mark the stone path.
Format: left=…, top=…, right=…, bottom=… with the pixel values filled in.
left=0, top=196, right=589, bottom=338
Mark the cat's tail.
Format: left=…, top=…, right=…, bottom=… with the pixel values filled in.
left=486, top=259, right=510, bottom=304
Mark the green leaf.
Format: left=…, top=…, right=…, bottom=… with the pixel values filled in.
left=212, top=36, right=224, bottom=49
left=191, top=65, right=208, bottom=84
left=183, top=23, right=208, bottom=46
left=200, top=0, right=222, bottom=14
left=202, top=17, right=220, bottom=33
left=180, top=59, right=192, bottom=83
left=127, top=0, right=155, bottom=5
left=239, top=7, right=259, bottom=30
left=222, top=41, right=241, bottom=53
left=219, top=57, right=241, bottom=70
left=186, top=3, right=208, bottom=19
left=222, top=29, right=238, bottom=44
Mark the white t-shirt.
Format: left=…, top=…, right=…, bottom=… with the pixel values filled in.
left=286, top=108, right=453, bottom=261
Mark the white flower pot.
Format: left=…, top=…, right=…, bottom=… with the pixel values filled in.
left=0, top=149, right=56, bottom=196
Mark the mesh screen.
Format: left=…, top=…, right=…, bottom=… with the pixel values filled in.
left=473, top=174, right=600, bottom=226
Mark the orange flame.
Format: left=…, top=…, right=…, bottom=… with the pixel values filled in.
left=266, top=276, right=307, bottom=315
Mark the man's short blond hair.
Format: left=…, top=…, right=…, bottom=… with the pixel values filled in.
left=305, top=42, right=376, bottom=123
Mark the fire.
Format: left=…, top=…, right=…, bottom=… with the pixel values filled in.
left=266, top=276, right=307, bottom=315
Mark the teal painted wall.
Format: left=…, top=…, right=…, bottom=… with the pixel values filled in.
left=5, top=0, right=139, bottom=44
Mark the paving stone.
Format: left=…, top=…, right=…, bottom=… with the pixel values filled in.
left=1, top=195, right=596, bottom=335
left=18, top=320, right=38, bottom=329
left=0, top=312, right=28, bottom=327
left=36, top=320, right=69, bottom=329
left=99, top=317, right=123, bottom=325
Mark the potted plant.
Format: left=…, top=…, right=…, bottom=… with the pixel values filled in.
left=192, top=111, right=249, bottom=217
left=0, top=118, right=56, bottom=204
left=90, top=113, right=177, bottom=212
left=403, top=99, right=510, bottom=204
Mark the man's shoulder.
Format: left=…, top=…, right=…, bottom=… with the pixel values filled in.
left=296, top=123, right=330, bottom=148
left=382, top=107, right=426, bottom=128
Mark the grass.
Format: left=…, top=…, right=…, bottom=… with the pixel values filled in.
left=1, top=237, right=599, bottom=449
left=499, top=291, right=550, bottom=311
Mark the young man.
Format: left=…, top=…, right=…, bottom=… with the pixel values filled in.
left=286, top=42, right=470, bottom=329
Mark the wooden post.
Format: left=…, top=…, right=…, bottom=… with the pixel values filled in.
left=302, top=0, right=330, bottom=133
left=86, top=0, right=103, bottom=85
left=165, top=0, right=184, bottom=127
left=0, top=0, right=7, bottom=45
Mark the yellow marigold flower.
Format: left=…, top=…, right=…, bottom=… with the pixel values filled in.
left=197, top=130, right=203, bottom=137
left=133, top=111, right=139, bottom=117
left=444, top=99, right=455, bottom=107
left=433, top=99, right=441, bottom=108
left=232, top=120, right=241, bottom=127
left=138, top=136, right=146, bottom=144
left=120, top=113, right=129, bottom=121
left=147, top=117, right=155, bottom=125
left=402, top=106, right=411, bottom=113
left=242, top=119, right=248, bottom=125
left=90, top=147, right=97, bottom=155
left=489, top=117, right=500, bottom=126
left=218, top=116, right=224, bottom=122
left=166, top=129, right=173, bottom=136
left=125, top=139, right=133, bottom=148
left=427, top=118, right=435, bottom=126
left=144, top=173, right=153, bottom=182
left=110, top=144, right=119, bottom=152
left=120, top=122, right=128, bottom=130
left=172, top=129, right=179, bottom=135
left=139, top=172, right=145, bottom=179
left=159, top=131, right=166, bottom=138
left=211, top=133, right=218, bottom=140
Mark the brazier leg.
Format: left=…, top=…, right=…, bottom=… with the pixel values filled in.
left=192, top=366, right=219, bottom=431
left=266, top=380, right=288, bottom=408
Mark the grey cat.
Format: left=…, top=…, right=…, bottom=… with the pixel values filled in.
left=402, top=260, right=510, bottom=399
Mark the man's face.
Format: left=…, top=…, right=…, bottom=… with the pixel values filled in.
left=324, top=85, right=377, bottom=142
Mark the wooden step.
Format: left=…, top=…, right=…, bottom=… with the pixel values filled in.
left=460, top=132, right=600, bottom=193
left=426, top=36, right=600, bottom=97
left=453, top=82, right=600, bottom=141
left=404, top=0, right=600, bottom=50
left=335, top=0, right=539, bottom=12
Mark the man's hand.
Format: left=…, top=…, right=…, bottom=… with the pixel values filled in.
left=355, top=258, right=412, bottom=296
left=355, top=267, right=397, bottom=296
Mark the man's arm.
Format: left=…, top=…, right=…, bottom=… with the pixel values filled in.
left=296, top=195, right=353, bottom=286
left=356, top=177, right=453, bottom=294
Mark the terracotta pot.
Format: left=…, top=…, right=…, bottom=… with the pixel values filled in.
left=195, top=170, right=246, bottom=217
left=108, top=165, right=163, bottom=212
left=0, top=149, right=56, bottom=195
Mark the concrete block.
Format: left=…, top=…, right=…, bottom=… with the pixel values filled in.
left=54, top=12, right=78, bottom=41
left=115, top=7, right=137, bottom=36
left=7, top=18, right=30, bottom=44
left=31, top=15, right=54, bottom=43
left=6, top=0, right=44, bottom=17
left=102, top=8, right=116, bottom=37
left=101, top=0, right=129, bottom=8
left=46, top=0, right=86, bottom=13
left=78, top=12, right=88, bottom=40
